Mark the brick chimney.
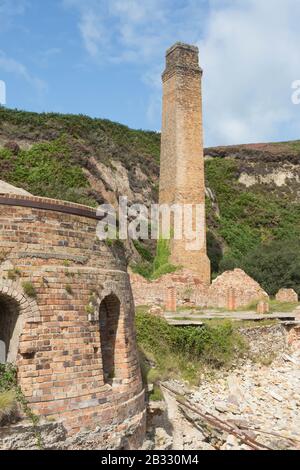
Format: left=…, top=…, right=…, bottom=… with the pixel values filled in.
left=159, top=43, right=211, bottom=284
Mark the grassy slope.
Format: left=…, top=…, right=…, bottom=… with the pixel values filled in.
left=1, top=107, right=300, bottom=279
left=0, top=107, right=160, bottom=206
left=205, top=158, right=300, bottom=268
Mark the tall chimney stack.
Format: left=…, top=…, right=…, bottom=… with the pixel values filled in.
left=159, top=42, right=211, bottom=284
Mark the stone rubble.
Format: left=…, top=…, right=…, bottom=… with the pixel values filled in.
left=146, top=352, right=300, bottom=450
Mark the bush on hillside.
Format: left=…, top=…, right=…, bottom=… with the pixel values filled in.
left=136, top=310, right=246, bottom=386
left=242, top=239, right=300, bottom=296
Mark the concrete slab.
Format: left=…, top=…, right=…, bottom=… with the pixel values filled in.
left=165, top=311, right=296, bottom=326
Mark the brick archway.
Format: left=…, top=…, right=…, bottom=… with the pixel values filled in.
left=99, top=293, right=122, bottom=384
left=0, top=279, right=41, bottom=323
left=93, top=283, right=132, bottom=385
left=0, top=279, right=41, bottom=362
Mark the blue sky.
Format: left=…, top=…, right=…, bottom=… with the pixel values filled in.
left=0, top=0, right=300, bottom=146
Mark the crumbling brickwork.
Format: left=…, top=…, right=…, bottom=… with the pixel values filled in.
left=130, top=268, right=269, bottom=311
left=276, top=289, right=298, bottom=303
left=159, top=43, right=211, bottom=284
left=207, top=269, right=269, bottom=309
left=0, top=194, right=145, bottom=445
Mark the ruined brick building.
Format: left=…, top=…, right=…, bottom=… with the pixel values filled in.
left=0, top=193, right=145, bottom=447
left=1, top=42, right=297, bottom=450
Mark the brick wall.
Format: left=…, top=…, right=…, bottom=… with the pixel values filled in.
left=276, top=289, right=298, bottom=303
left=130, top=268, right=269, bottom=310
left=159, top=43, right=211, bottom=284
left=0, top=194, right=145, bottom=444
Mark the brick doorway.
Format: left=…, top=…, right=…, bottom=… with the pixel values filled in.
left=0, top=293, right=20, bottom=363
left=99, top=294, right=123, bottom=385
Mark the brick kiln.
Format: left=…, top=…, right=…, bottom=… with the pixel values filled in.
left=0, top=193, right=145, bottom=446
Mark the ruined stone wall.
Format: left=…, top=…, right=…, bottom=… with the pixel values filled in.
left=0, top=194, right=145, bottom=445
left=276, top=289, right=298, bottom=303
left=206, top=269, right=269, bottom=309
left=130, top=269, right=268, bottom=311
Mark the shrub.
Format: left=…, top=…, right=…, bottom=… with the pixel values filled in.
left=205, top=158, right=300, bottom=271
left=0, top=363, right=17, bottom=393
left=207, top=231, right=223, bottom=274
left=0, top=390, right=16, bottom=416
left=242, top=239, right=300, bottom=296
left=131, top=238, right=178, bottom=280
left=151, top=238, right=178, bottom=280
left=131, top=261, right=153, bottom=279
left=136, top=309, right=246, bottom=386
left=0, top=364, right=42, bottom=445
left=22, top=281, right=37, bottom=298
left=133, top=240, right=154, bottom=263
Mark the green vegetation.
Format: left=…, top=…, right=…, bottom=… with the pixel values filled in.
left=0, top=365, right=17, bottom=418
left=241, top=240, right=300, bottom=296
left=22, top=281, right=37, bottom=298
left=2, top=108, right=300, bottom=296
left=269, top=300, right=299, bottom=313
left=205, top=158, right=300, bottom=294
left=0, top=364, right=43, bottom=446
left=136, top=308, right=246, bottom=389
left=0, top=390, right=15, bottom=416
left=133, top=240, right=154, bottom=263
left=131, top=237, right=178, bottom=280
left=0, top=107, right=160, bottom=206
left=0, top=107, right=161, bottom=160
left=152, top=238, right=178, bottom=279
left=0, top=136, right=95, bottom=206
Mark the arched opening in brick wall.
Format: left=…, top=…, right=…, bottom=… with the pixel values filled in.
left=99, top=293, right=126, bottom=385
left=0, top=293, right=21, bottom=363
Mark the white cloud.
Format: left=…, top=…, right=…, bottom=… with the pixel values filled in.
left=0, top=50, right=47, bottom=93
left=200, top=0, right=300, bottom=145
left=64, top=0, right=300, bottom=145
left=63, top=0, right=182, bottom=63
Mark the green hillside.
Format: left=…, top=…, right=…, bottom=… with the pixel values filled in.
left=1, top=107, right=300, bottom=295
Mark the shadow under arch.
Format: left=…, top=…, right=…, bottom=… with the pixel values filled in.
left=99, top=293, right=128, bottom=385
left=0, top=293, right=21, bottom=363
left=0, top=279, right=41, bottom=363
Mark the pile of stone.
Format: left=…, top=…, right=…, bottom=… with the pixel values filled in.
left=145, top=352, right=300, bottom=450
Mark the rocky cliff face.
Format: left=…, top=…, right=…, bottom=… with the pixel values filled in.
left=1, top=108, right=300, bottom=271
left=205, top=142, right=300, bottom=201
